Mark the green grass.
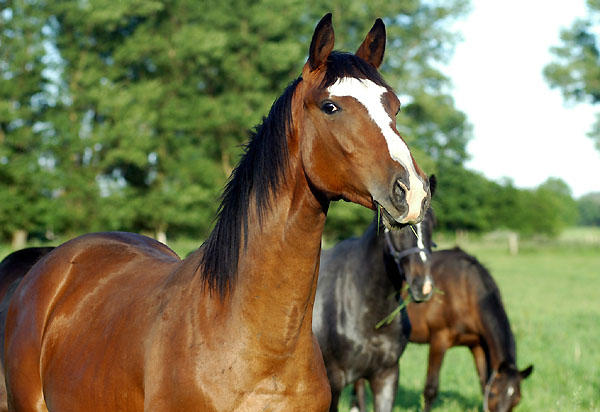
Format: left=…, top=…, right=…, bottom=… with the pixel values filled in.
left=1, top=227, right=599, bottom=411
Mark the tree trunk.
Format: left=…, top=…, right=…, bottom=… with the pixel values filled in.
left=156, top=228, right=167, bottom=245
left=11, top=229, right=28, bottom=250
left=508, top=232, right=519, bottom=255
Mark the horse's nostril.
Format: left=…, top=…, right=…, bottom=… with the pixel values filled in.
left=394, top=180, right=406, bottom=203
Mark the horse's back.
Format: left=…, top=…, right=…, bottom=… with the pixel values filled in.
left=4, top=232, right=181, bottom=411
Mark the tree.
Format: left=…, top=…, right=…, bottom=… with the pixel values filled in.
left=577, top=192, right=600, bottom=226
left=544, top=0, right=600, bottom=151
left=0, top=0, right=58, bottom=245
left=433, top=162, right=497, bottom=232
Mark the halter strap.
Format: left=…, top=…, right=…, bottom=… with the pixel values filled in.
left=483, top=369, right=498, bottom=412
left=383, top=229, right=430, bottom=264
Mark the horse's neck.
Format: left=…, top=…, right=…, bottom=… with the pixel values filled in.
left=477, top=282, right=517, bottom=370
left=379, top=229, right=409, bottom=295
left=229, top=167, right=327, bottom=353
left=358, top=225, right=401, bottom=307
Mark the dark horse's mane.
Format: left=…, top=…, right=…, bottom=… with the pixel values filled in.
left=198, top=51, right=388, bottom=298
left=458, top=248, right=517, bottom=365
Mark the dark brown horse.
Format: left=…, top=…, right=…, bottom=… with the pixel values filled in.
left=312, top=203, right=436, bottom=412
left=0, top=247, right=55, bottom=412
left=354, top=247, right=533, bottom=412
left=407, top=247, right=532, bottom=412
left=4, top=14, right=431, bottom=412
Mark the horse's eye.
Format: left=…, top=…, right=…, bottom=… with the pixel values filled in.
left=321, top=101, right=339, bottom=115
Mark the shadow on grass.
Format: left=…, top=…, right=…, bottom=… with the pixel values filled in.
left=394, top=386, right=481, bottom=411
left=340, top=383, right=481, bottom=411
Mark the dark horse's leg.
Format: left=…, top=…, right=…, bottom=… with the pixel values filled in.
left=423, top=334, right=450, bottom=412
left=350, top=378, right=367, bottom=412
left=369, top=365, right=398, bottom=412
left=326, top=365, right=345, bottom=412
left=470, top=344, right=489, bottom=392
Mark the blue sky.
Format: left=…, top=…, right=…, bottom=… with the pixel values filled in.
left=443, top=0, right=600, bottom=197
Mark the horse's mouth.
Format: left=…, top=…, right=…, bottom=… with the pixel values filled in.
left=375, top=202, right=408, bottom=230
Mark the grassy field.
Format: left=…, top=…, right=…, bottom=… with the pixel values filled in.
left=1, top=228, right=599, bottom=411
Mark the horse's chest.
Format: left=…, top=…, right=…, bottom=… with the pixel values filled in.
left=147, top=330, right=331, bottom=412
left=365, top=330, right=404, bottom=365
left=341, top=325, right=404, bottom=379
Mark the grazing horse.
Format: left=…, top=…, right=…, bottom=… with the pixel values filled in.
left=4, top=14, right=431, bottom=412
left=312, top=203, right=436, bottom=412
left=0, top=247, right=55, bottom=412
left=354, top=247, right=533, bottom=412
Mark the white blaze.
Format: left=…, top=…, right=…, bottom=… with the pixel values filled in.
left=416, top=222, right=428, bottom=262
left=327, top=77, right=427, bottom=221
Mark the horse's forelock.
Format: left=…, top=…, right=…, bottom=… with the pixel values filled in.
left=319, top=51, right=388, bottom=90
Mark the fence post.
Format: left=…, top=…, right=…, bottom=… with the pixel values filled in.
left=508, top=232, right=519, bottom=255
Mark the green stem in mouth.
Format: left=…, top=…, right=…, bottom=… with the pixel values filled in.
left=410, top=224, right=419, bottom=239
left=375, top=283, right=411, bottom=329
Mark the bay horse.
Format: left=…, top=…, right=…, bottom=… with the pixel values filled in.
left=4, top=14, right=432, bottom=412
left=353, top=247, right=533, bottom=412
left=312, top=201, right=436, bottom=412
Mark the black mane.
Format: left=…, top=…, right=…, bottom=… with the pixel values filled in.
left=198, top=51, right=389, bottom=298
left=197, top=77, right=300, bottom=296
left=464, top=250, right=517, bottom=365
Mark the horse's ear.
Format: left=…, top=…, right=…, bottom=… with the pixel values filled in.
left=520, top=365, right=533, bottom=379
left=308, top=13, right=335, bottom=71
left=429, top=175, right=437, bottom=197
left=355, top=18, right=386, bottom=69
left=497, top=361, right=512, bottom=374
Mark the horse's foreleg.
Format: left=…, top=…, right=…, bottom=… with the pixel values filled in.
left=470, top=344, right=488, bottom=392
left=325, top=366, right=344, bottom=412
left=369, top=366, right=398, bottom=412
left=350, top=378, right=367, bottom=412
left=328, top=389, right=341, bottom=412
left=423, top=336, right=449, bottom=412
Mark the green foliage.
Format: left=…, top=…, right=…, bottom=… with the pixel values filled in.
left=0, top=0, right=58, bottom=240
left=434, top=162, right=496, bottom=232
left=544, top=0, right=600, bottom=151
left=578, top=192, right=600, bottom=226
left=434, top=162, right=579, bottom=236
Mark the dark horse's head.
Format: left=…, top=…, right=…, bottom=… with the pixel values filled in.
left=383, top=176, right=436, bottom=302
left=484, top=361, right=533, bottom=412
